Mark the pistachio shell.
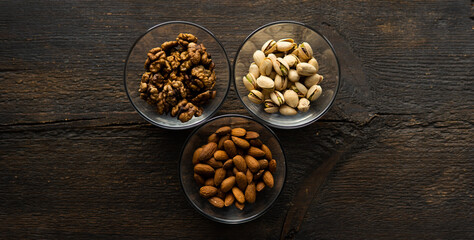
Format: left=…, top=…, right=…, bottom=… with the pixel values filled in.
left=248, top=90, right=264, bottom=104
left=308, top=58, right=319, bottom=72
left=294, top=82, right=308, bottom=96
left=283, top=54, right=299, bottom=67
left=279, top=104, right=298, bottom=116
left=304, top=73, right=324, bottom=88
left=270, top=91, right=285, bottom=106
left=297, top=98, right=310, bottom=112
left=259, top=58, right=273, bottom=76
left=243, top=73, right=257, bottom=91
left=256, top=75, right=274, bottom=89
left=296, top=42, right=313, bottom=62
left=267, top=53, right=277, bottom=62
left=272, top=57, right=290, bottom=76
left=261, top=39, right=277, bottom=55
left=253, top=50, right=265, bottom=67
left=307, top=85, right=322, bottom=101
left=276, top=39, right=296, bottom=52
left=249, top=63, right=260, bottom=78
left=274, top=75, right=288, bottom=91
left=283, top=89, right=299, bottom=108
left=287, top=69, right=300, bottom=82
left=264, top=100, right=279, bottom=113
left=296, top=63, right=317, bottom=76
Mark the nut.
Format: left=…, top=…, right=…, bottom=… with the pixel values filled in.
left=208, top=197, right=224, bottom=208
left=274, top=74, right=288, bottom=91
left=259, top=58, right=273, bottom=76
left=261, top=144, right=272, bottom=160
left=294, top=82, right=308, bottom=97
left=245, top=131, right=260, bottom=140
left=198, top=142, right=217, bottom=162
left=214, top=168, right=226, bottom=186
left=296, top=42, right=313, bottom=62
left=231, top=136, right=250, bottom=149
left=199, top=186, right=218, bottom=198
left=192, top=147, right=202, bottom=165
left=194, top=163, right=215, bottom=177
left=304, top=73, right=323, bottom=88
left=214, top=150, right=229, bottom=161
left=270, top=90, right=285, bottom=106
left=272, top=57, right=290, bottom=77
left=256, top=75, right=275, bottom=90
left=283, top=90, right=299, bottom=108
left=204, top=157, right=222, bottom=169
left=215, top=126, right=231, bottom=136
left=261, top=39, right=277, bottom=55
left=249, top=62, right=260, bottom=78
left=297, top=98, right=311, bottom=112
left=269, top=159, right=277, bottom=173
left=248, top=89, right=264, bottom=104
left=263, top=171, right=274, bottom=188
left=308, top=58, right=319, bottom=72
left=296, top=62, right=317, bottom=76
left=279, top=104, right=298, bottom=116
left=236, top=172, right=247, bottom=190
left=220, top=176, right=236, bottom=193
left=224, top=140, right=237, bottom=157
left=231, top=128, right=247, bottom=137
left=208, top=133, right=219, bottom=143
left=247, top=147, right=266, bottom=159
left=307, top=85, right=322, bottom=101
left=246, top=169, right=253, bottom=184
left=243, top=73, right=257, bottom=91
left=258, top=159, right=269, bottom=169
left=253, top=50, right=265, bottom=66
left=283, top=54, right=300, bottom=67
left=245, top=155, right=261, bottom=173
left=245, top=183, right=257, bottom=203
left=287, top=69, right=300, bottom=82
left=225, top=192, right=235, bottom=207
left=232, top=187, right=245, bottom=204
left=276, top=38, right=295, bottom=52
left=256, top=181, right=266, bottom=192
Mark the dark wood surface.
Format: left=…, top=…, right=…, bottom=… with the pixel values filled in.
left=1, top=1, right=473, bottom=239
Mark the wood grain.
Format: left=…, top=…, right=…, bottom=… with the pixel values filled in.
left=1, top=0, right=473, bottom=239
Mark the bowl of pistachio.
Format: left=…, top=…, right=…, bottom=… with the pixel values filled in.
left=233, top=21, right=340, bottom=129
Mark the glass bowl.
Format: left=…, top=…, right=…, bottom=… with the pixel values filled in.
left=124, top=21, right=231, bottom=129
left=179, top=114, right=286, bottom=224
left=233, top=21, right=340, bottom=129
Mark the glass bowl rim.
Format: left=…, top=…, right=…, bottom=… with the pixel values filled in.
left=232, top=20, right=341, bottom=129
left=124, top=20, right=232, bottom=130
left=178, top=113, right=287, bottom=224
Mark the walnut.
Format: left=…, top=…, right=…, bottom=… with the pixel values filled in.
left=161, top=40, right=178, bottom=51
left=177, top=33, right=198, bottom=47
left=178, top=102, right=201, bottom=123
left=147, top=50, right=165, bottom=62
left=191, top=90, right=216, bottom=106
left=191, top=65, right=216, bottom=90
left=141, top=72, right=152, bottom=83
left=187, top=42, right=202, bottom=65
left=171, top=99, right=188, bottom=117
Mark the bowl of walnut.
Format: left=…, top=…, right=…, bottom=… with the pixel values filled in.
left=124, top=21, right=231, bottom=129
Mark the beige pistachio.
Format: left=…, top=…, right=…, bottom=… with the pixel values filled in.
left=304, top=73, right=323, bottom=88
left=307, top=85, right=322, bottom=101
left=276, top=38, right=296, bottom=52
left=264, top=99, right=279, bottom=113
left=274, top=75, right=288, bottom=91
left=283, top=89, right=299, bottom=108
left=256, top=75, right=274, bottom=90
left=308, top=58, right=319, bottom=72
left=261, top=39, right=277, bottom=55
left=283, top=54, right=299, bottom=67
left=296, top=62, right=317, bottom=76
left=297, top=98, right=311, bottom=112
left=253, top=50, right=265, bottom=67
left=259, top=58, right=273, bottom=76
left=279, top=104, right=298, bottom=116
left=296, top=42, right=313, bottom=62
left=287, top=69, right=300, bottom=82
left=249, top=62, right=260, bottom=78
left=294, top=82, right=308, bottom=97
left=272, top=57, right=290, bottom=77
left=267, top=53, right=277, bottom=62
left=243, top=73, right=257, bottom=91
left=270, top=91, right=285, bottom=106
left=248, top=89, right=264, bottom=104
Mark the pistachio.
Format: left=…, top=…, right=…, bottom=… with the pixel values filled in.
left=253, top=50, right=265, bottom=67
left=304, top=73, right=323, bottom=88
left=297, top=98, right=310, bottom=112
left=242, top=73, right=257, bottom=91
left=270, top=91, right=285, bottom=106
left=308, top=58, right=319, bottom=72
left=264, top=100, right=279, bottom=113
left=294, top=82, right=308, bottom=97
left=248, top=89, right=264, bottom=104
left=256, top=75, right=274, bottom=90
left=249, top=62, right=260, bottom=78
left=261, top=39, right=277, bottom=55
left=283, top=54, right=299, bottom=67
left=296, top=62, right=317, bottom=76
left=307, top=85, right=322, bottom=101
left=283, top=89, right=299, bottom=108
left=276, top=38, right=296, bottom=52
left=267, top=53, right=277, bottom=62
left=259, top=58, right=273, bottom=76
left=287, top=69, right=300, bottom=82
left=279, top=104, right=298, bottom=116
left=272, top=57, right=290, bottom=77
left=296, top=42, right=313, bottom=62
left=274, top=75, right=288, bottom=91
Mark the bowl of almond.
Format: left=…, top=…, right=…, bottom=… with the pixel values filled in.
left=179, top=114, right=286, bottom=224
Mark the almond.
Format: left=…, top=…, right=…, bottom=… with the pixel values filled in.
left=223, top=159, right=234, bottom=170
left=261, top=144, right=272, bottom=160
left=231, top=127, right=246, bottom=137
left=263, top=171, right=274, bottom=188
left=199, top=186, right=217, bottom=198
left=258, top=159, right=269, bottom=169
left=194, top=173, right=205, bottom=186
left=254, top=169, right=264, bottom=181
left=245, top=131, right=260, bottom=140
left=245, top=183, right=256, bottom=203
left=215, top=126, right=231, bottom=136
left=204, top=157, right=222, bottom=169
left=220, top=176, right=235, bottom=193
left=269, top=159, right=277, bottom=173
left=232, top=187, right=245, bottom=204
left=232, top=167, right=239, bottom=176
left=248, top=146, right=266, bottom=158
left=249, top=138, right=262, bottom=147
left=204, top=178, right=214, bottom=186
left=198, top=142, right=217, bottom=161
left=214, top=168, right=226, bottom=186
left=245, top=155, right=260, bottom=173
left=208, top=197, right=224, bottom=208
left=192, top=147, right=202, bottom=165
left=208, top=133, right=219, bottom=143
left=256, top=181, right=266, bottom=192
left=232, top=136, right=250, bottom=149
left=224, top=192, right=235, bottom=207
left=235, top=201, right=245, bottom=210
left=246, top=169, right=253, bottom=184
left=213, top=150, right=229, bottom=161
left=224, top=140, right=237, bottom=157
left=217, top=135, right=230, bottom=150
left=194, top=163, right=215, bottom=177
left=235, top=172, right=247, bottom=190
left=232, top=155, right=247, bottom=172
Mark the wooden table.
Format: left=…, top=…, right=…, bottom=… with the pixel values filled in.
left=1, top=1, right=473, bottom=239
